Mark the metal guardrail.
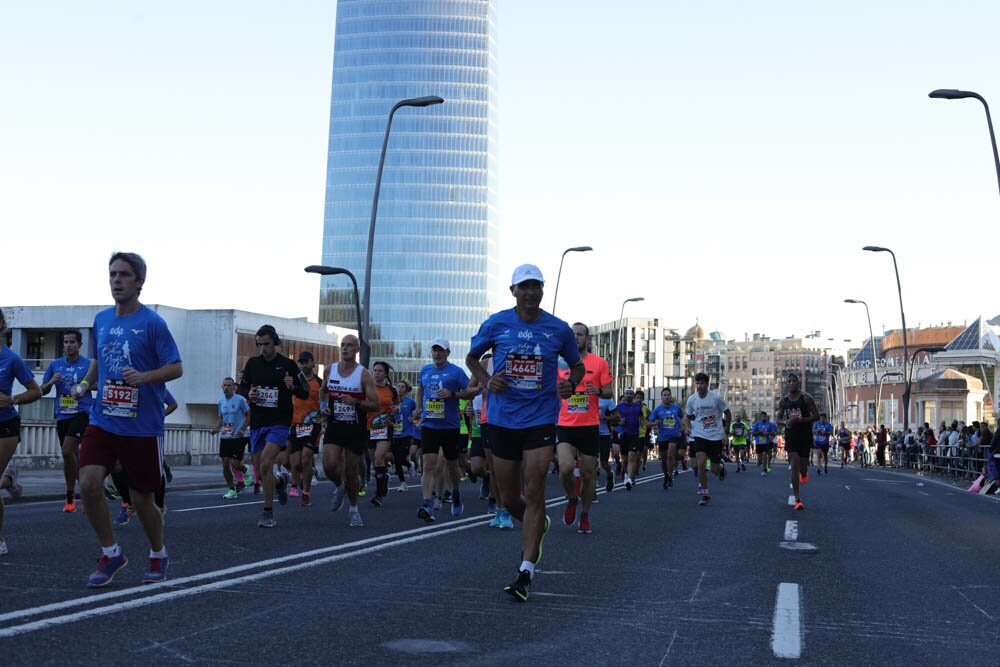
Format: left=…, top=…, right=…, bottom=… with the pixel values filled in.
left=10, top=420, right=219, bottom=469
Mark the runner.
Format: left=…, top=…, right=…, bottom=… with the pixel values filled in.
left=367, top=361, right=399, bottom=508
left=391, top=380, right=417, bottom=492
left=775, top=372, right=820, bottom=510
left=648, top=388, right=685, bottom=489
left=287, top=351, right=322, bottom=506
left=320, top=334, right=379, bottom=527
left=616, top=388, right=644, bottom=490
left=238, top=324, right=311, bottom=528
left=39, top=329, right=93, bottom=512
left=598, top=394, right=620, bottom=493
left=635, top=389, right=651, bottom=473
left=836, top=421, right=852, bottom=469
left=75, top=252, right=182, bottom=586
left=465, top=263, right=583, bottom=602
left=416, top=338, right=472, bottom=522
left=812, top=412, right=834, bottom=475
left=729, top=414, right=751, bottom=472
left=210, top=377, right=251, bottom=499
left=752, top=411, right=778, bottom=475
left=556, top=323, right=613, bottom=534
left=469, top=353, right=514, bottom=529
left=683, top=372, right=731, bottom=506
left=0, top=306, right=42, bottom=555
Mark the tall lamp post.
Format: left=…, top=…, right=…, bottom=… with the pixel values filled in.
left=863, top=246, right=909, bottom=437
left=845, top=298, right=881, bottom=424
left=929, top=89, right=1000, bottom=198
left=551, top=246, right=592, bottom=315
left=361, top=95, right=444, bottom=367
left=305, top=265, right=364, bottom=361
left=615, top=296, right=644, bottom=396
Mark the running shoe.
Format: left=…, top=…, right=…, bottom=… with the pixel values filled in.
left=794, top=500, right=805, bottom=511
left=289, top=486, right=300, bottom=498
left=163, top=464, right=173, bottom=484
left=276, top=471, right=290, bottom=505
left=761, top=471, right=767, bottom=476
left=113, top=505, right=135, bottom=526
left=103, top=484, right=118, bottom=500
left=433, top=497, right=442, bottom=512
left=330, top=485, right=345, bottom=512
left=578, top=514, right=592, bottom=534
left=243, top=464, right=253, bottom=479
left=371, top=495, right=383, bottom=508
left=63, top=495, right=77, bottom=513
left=442, top=490, right=452, bottom=504
left=563, top=499, right=578, bottom=526
left=417, top=505, right=436, bottom=523
left=87, top=553, right=128, bottom=588
left=480, top=477, right=491, bottom=500
left=487, top=498, right=498, bottom=514
left=348, top=510, right=364, bottom=527
left=235, top=481, right=246, bottom=493
left=624, top=477, right=633, bottom=491
left=358, top=483, right=367, bottom=497
left=257, top=512, right=276, bottom=528
left=504, top=569, right=532, bottom=602
left=223, top=489, right=238, bottom=499
left=605, top=475, right=614, bottom=493
left=719, top=465, right=727, bottom=481
left=766, top=465, right=771, bottom=473
left=398, top=481, right=408, bottom=492
left=0, top=538, right=7, bottom=555
left=299, top=492, right=311, bottom=507
left=5, top=466, right=22, bottom=499
left=489, top=512, right=503, bottom=528
left=663, top=479, right=670, bottom=490
left=535, top=515, right=551, bottom=565
left=698, top=495, right=711, bottom=506
left=498, top=509, right=514, bottom=530
left=799, top=470, right=809, bottom=484
left=696, top=484, right=704, bottom=495
left=142, top=556, right=169, bottom=584
left=253, top=483, right=261, bottom=495
left=451, top=491, right=464, bottom=517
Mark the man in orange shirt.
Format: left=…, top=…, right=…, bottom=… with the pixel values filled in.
left=286, top=351, right=323, bottom=506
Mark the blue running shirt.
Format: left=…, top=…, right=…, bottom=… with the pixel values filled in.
left=0, top=347, right=35, bottom=422
left=43, top=356, right=94, bottom=420
left=419, top=362, right=469, bottom=430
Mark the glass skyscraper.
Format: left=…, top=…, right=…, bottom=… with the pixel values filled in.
left=320, top=0, right=499, bottom=380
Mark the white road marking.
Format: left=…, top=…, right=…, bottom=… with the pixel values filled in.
left=788, top=495, right=796, bottom=506
left=173, top=501, right=261, bottom=512
left=953, top=586, right=996, bottom=621
left=658, top=630, right=679, bottom=667
left=779, top=541, right=818, bottom=552
left=689, top=571, right=706, bottom=602
left=784, top=520, right=798, bottom=541
left=771, top=582, right=802, bottom=658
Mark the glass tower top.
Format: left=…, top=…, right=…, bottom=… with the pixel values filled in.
left=320, top=0, right=500, bottom=379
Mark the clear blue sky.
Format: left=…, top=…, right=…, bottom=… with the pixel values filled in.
left=3, top=1, right=998, bottom=351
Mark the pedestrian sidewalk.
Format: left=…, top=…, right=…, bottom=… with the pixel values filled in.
left=5, top=465, right=226, bottom=503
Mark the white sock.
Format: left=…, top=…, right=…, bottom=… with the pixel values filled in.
left=150, top=547, right=167, bottom=559
left=519, top=561, right=535, bottom=578
left=349, top=504, right=359, bottom=513
left=102, top=544, right=121, bottom=558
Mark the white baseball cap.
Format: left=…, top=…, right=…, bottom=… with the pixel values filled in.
left=431, top=337, right=450, bottom=351
left=510, top=264, right=545, bottom=286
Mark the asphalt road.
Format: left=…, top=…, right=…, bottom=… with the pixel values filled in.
left=1, top=461, right=998, bottom=666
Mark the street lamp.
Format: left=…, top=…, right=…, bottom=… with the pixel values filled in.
left=908, top=346, right=947, bottom=387
left=361, top=95, right=444, bottom=367
left=615, top=296, right=644, bottom=396
left=863, top=246, right=910, bottom=436
left=876, top=371, right=905, bottom=429
left=929, top=89, right=1000, bottom=198
left=845, top=298, right=881, bottom=423
left=551, top=246, right=593, bottom=315
left=305, top=265, right=364, bottom=362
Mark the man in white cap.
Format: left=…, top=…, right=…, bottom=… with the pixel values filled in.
left=466, top=263, right=584, bottom=602
left=416, top=337, right=473, bottom=521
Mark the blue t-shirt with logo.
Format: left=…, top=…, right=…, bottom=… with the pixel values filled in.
left=649, top=403, right=685, bottom=441
left=0, top=347, right=35, bottom=423
left=813, top=420, right=834, bottom=446
left=218, top=394, right=250, bottom=439
left=396, top=396, right=418, bottom=438
left=89, top=305, right=182, bottom=437
left=419, top=362, right=469, bottom=430
left=468, top=307, right=580, bottom=429
left=598, top=397, right=617, bottom=437
left=43, top=355, right=94, bottom=420
left=616, top=400, right=644, bottom=437
left=753, top=419, right=778, bottom=444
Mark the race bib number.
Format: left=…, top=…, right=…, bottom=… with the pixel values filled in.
left=701, top=415, right=717, bottom=428
left=58, top=395, right=79, bottom=416
left=786, top=408, right=802, bottom=421
left=393, top=420, right=403, bottom=434
left=221, top=423, right=234, bottom=437
left=370, top=424, right=388, bottom=440
left=425, top=399, right=445, bottom=419
left=663, top=417, right=676, bottom=428
left=567, top=392, right=589, bottom=413
left=333, top=400, right=357, bottom=423
left=257, top=386, right=279, bottom=409
left=506, top=353, right=543, bottom=390
left=101, top=380, right=138, bottom=418
left=295, top=423, right=313, bottom=439
left=732, top=424, right=745, bottom=436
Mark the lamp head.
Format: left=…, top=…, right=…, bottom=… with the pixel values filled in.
left=929, top=89, right=973, bottom=100
left=305, top=265, right=346, bottom=277
left=402, top=95, right=444, bottom=108
left=844, top=299, right=859, bottom=304
left=863, top=245, right=889, bottom=253
left=627, top=297, right=645, bottom=304
left=569, top=246, right=593, bottom=253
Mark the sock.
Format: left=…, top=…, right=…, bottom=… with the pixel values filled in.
left=263, top=507, right=273, bottom=514
left=234, top=468, right=245, bottom=484
left=375, top=467, right=388, bottom=497
left=519, top=561, right=535, bottom=578
left=349, top=504, right=359, bottom=512
left=567, top=496, right=578, bottom=505
left=423, top=498, right=433, bottom=509
left=102, top=544, right=121, bottom=558
left=149, top=547, right=167, bottom=559
left=452, top=488, right=462, bottom=505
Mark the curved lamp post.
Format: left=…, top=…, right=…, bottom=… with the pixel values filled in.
left=863, top=246, right=909, bottom=436
left=929, top=89, right=1000, bottom=198
left=615, top=296, right=644, bottom=396
left=907, top=347, right=947, bottom=429
left=845, top=298, right=881, bottom=424
left=361, top=95, right=444, bottom=367
left=305, top=265, right=364, bottom=361
left=551, top=246, right=593, bottom=315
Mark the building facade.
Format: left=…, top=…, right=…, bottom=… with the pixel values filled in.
left=320, top=0, right=500, bottom=381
